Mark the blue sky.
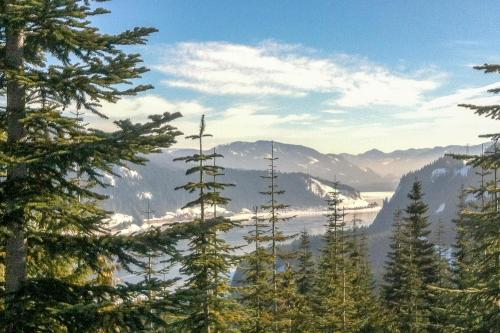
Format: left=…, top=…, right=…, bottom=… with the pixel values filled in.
left=90, top=0, right=500, bottom=153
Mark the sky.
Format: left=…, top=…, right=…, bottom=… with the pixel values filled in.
left=88, top=0, right=500, bottom=154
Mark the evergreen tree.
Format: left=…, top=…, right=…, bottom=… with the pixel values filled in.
left=292, top=229, right=316, bottom=333
left=430, top=218, right=453, bottom=332
left=447, top=187, right=481, bottom=331
left=313, top=182, right=349, bottom=332
left=260, top=141, right=296, bottom=331
left=382, top=207, right=406, bottom=328
left=452, top=63, right=500, bottom=332
left=348, top=216, right=382, bottom=332
left=383, top=180, right=438, bottom=332
left=0, top=1, right=185, bottom=331
left=173, top=115, right=240, bottom=333
left=240, top=207, right=274, bottom=333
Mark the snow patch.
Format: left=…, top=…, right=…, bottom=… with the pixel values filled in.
left=120, top=166, right=142, bottom=180
left=103, top=173, right=116, bottom=186
left=435, top=203, right=446, bottom=214
left=431, top=168, right=447, bottom=182
left=455, top=165, right=471, bottom=177
left=305, top=178, right=370, bottom=208
left=105, top=213, right=134, bottom=229
left=137, top=192, right=153, bottom=200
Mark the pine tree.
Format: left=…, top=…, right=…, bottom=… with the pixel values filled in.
left=452, top=63, right=500, bottom=332
left=173, top=115, right=240, bottom=333
left=383, top=180, right=438, bottom=332
left=259, top=141, right=296, bottom=331
left=0, top=1, right=185, bottom=331
left=240, top=207, right=274, bottom=333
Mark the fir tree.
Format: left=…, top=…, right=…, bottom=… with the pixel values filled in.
left=313, top=182, right=349, bottom=332
left=382, top=207, right=406, bottom=321
left=292, top=229, right=316, bottom=333
left=452, top=63, right=500, bottom=332
left=240, top=206, right=274, bottom=333
left=173, top=115, right=240, bottom=333
left=0, top=1, right=185, bottom=331
left=384, top=180, right=438, bottom=332
left=259, top=141, right=296, bottom=331
left=446, top=186, right=481, bottom=331
left=430, top=218, right=453, bottom=332
left=348, top=216, right=382, bottom=332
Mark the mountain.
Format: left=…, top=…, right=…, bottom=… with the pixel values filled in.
left=366, top=155, right=479, bottom=276
left=99, top=161, right=366, bottom=224
left=339, top=143, right=484, bottom=188
left=155, top=141, right=388, bottom=191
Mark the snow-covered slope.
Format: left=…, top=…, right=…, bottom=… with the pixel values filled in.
left=99, top=162, right=366, bottom=226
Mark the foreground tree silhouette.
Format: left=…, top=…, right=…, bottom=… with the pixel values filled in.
left=173, top=115, right=240, bottom=333
left=0, top=1, right=184, bottom=331
left=451, top=63, right=500, bottom=332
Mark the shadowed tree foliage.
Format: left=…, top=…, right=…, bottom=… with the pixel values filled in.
left=0, top=1, right=185, bottom=331
left=449, top=63, right=500, bottom=332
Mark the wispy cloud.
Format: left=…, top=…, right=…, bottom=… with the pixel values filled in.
left=394, top=82, right=500, bottom=120
left=155, top=41, right=442, bottom=107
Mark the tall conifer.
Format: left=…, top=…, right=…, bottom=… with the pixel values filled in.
left=292, top=229, right=316, bottom=333
left=173, top=115, right=240, bottom=333
left=260, top=141, right=296, bottom=330
left=383, top=180, right=438, bottom=332
left=240, top=207, right=274, bottom=333
left=0, top=1, right=184, bottom=331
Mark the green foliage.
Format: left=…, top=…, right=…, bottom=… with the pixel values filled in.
left=313, top=185, right=381, bottom=333
left=292, top=230, right=316, bottom=332
left=450, top=64, right=500, bottom=332
left=239, top=207, right=274, bottom=333
left=259, top=141, right=297, bottom=330
left=0, top=1, right=184, bottom=331
left=382, top=180, right=439, bottom=332
left=173, top=115, right=242, bottom=333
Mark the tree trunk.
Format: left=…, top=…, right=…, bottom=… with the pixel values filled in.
left=5, top=8, right=27, bottom=333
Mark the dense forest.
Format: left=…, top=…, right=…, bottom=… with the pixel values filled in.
left=0, top=1, right=498, bottom=332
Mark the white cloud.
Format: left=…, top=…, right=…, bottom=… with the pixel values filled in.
left=395, top=82, right=500, bottom=120
left=85, top=95, right=212, bottom=131
left=155, top=41, right=441, bottom=107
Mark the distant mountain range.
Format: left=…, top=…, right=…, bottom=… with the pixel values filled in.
left=339, top=143, right=484, bottom=188
left=149, top=141, right=483, bottom=191
left=100, top=162, right=364, bottom=224
left=99, top=140, right=485, bottom=227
